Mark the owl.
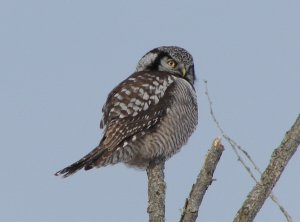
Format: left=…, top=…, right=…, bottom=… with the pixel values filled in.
left=55, top=46, right=198, bottom=178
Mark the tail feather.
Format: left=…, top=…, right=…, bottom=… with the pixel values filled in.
left=55, top=146, right=105, bottom=178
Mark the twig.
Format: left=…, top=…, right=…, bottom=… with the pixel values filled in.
left=147, top=160, right=166, bottom=222
left=234, top=114, right=300, bottom=222
left=180, top=138, right=224, bottom=222
left=204, top=80, right=293, bottom=222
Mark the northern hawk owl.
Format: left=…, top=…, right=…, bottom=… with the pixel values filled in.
left=55, top=46, right=198, bottom=177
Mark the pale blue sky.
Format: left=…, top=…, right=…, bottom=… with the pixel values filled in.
left=1, top=1, right=299, bottom=221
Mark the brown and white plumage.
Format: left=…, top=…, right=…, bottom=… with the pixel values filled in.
left=55, top=46, right=198, bottom=178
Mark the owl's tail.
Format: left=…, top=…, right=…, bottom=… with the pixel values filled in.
left=54, top=145, right=106, bottom=178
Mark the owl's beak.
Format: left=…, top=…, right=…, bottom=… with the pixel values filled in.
left=181, top=65, right=187, bottom=77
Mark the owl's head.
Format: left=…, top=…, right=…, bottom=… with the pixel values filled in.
left=136, top=46, right=196, bottom=85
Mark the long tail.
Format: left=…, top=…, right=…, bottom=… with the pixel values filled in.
left=54, top=146, right=106, bottom=178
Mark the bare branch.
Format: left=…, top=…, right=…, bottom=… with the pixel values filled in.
left=234, top=114, right=300, bottom=222
left=204, top=80, right=293, bottom=221
left=147, top=160, right=166, bottom=222
left=180, top=138, right=224, bottom=222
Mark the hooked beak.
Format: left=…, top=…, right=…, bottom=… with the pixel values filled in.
left=181, top=65, right=187, bottom=77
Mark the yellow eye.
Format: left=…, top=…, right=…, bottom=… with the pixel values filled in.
left=167, top=59, right=177, bottom=68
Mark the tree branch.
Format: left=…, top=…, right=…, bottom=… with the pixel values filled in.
left=180, top=138, right=224, bottom=222
left=234, top=114, right=300, bottom=222
left=204, top=80, right=292, bottom=221
left=147, top=160, right=166, bottom=222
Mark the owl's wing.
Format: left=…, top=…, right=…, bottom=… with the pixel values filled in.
left=55, top=71, right=177, bottom=177
left=83, top=71, right=178, bottom=167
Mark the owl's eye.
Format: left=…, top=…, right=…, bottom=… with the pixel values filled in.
left=167, top=59, right=177, bottom=68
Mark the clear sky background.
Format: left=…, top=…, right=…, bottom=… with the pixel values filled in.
left=1, top=1, right=299, bottom=221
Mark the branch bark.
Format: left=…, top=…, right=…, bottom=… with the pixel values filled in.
left=180, top=138, right=224, bottom=222
left=234, top=114, right=300, bottom=222
left=147, top=160, right=166, bottom=222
